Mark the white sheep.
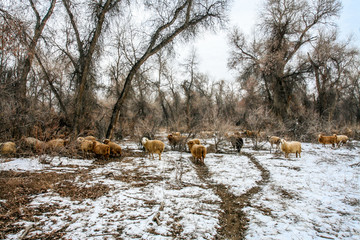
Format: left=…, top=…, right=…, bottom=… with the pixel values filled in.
left=280, top=139, right=301, bottom=158
left=336, top=135, right=349, bottom=147
left=141, top=137, right=165, bottom=160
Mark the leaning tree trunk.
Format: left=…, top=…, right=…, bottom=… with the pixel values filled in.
left=16, top=0, right=57, bottom=106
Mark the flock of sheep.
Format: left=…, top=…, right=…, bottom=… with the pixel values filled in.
left=0, top=136, right=122, bottom=160
left=142, top=131, right=350, bottom=162
left=0, top=130, right=350, bottom=163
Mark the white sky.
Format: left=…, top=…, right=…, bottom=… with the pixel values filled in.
left=185, top=0, right=360, bottom=82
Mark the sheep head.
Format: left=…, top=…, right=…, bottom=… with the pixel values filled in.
left=141, top=137, right=149, bottom=146
left=187, top=140, right=195, bottom=150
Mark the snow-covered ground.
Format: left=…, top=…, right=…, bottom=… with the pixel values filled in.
left=1, top=139, right=359, bottom=239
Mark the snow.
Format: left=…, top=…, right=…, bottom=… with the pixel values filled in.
left=1, top=140, right=359, bottom=239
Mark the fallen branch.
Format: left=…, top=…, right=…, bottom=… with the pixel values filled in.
left=151, top=202, right=165, bottom=225
left=19, top=224, right=34, bottom=240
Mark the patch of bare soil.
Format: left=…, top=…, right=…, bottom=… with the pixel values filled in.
left=0, top=170, right=110, bottom=238
left=193, top=152, right=270, bottom=239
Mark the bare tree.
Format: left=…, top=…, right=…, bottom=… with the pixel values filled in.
left=182, top=50, right=199, bottom=130
left=308, top=31, right=359, bottom=123
left=61, top=0, right=123, bottom=136
left=229, top=0, right=342, bottom=121
left=106, top=0, right=229, bottom=139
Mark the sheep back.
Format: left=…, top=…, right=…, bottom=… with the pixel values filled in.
left=1, top=142, right=16, bottom=155
left=84, top=136, right=96, bottom=141
left=80, top=140, right=94, bottom=155
left=47, top=139, right=66, bottom=151
left=190, top=144, right=207, bottom=163
left=92, top=141, right=110, bottom=159
left=103, top=139, right=122, bottom=157
left=23, top=137, right=38, bottom=147
left=318, top=134, right=337, bottom=147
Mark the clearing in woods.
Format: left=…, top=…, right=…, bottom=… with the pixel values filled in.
left=1, top=140, right=359, bottom=239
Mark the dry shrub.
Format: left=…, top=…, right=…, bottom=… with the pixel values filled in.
left=54, top=181, right=110, bottom=201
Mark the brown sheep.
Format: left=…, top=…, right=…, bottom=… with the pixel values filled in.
left=103, top=139, right=122, bottom=157
left=92, top=140, right=110, bottom=159
left=269, top=136, right=281, bottom=153
left=187, top=140, right=206, bottom=163
left=243, top=130, right=258, bottom=138
left=141, top=137, right=165, bottom=160
left=186, top=139, right=201, bottom=152
left=0, top=142, right=16, bottom=155
left=318, top=134, right=337, bottom=148
left=23, top=137, right=39, bottom=148
left=22, top=137, right=44, bottom=151
left=79, top=139, right=94, bottom=157
left=167, top=133, right=186, bottom=150
left=47, top=138, right=68, bottom=152
left=227, top=133, right=244, bottom=153
left=35, top=140, right=47, bottom=154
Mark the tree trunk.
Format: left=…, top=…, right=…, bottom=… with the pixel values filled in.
left=68, top=0, right=119, bottom=136
left=106, top=62, right=142, bottom=139
left=16, top=0, right=57, bottom=106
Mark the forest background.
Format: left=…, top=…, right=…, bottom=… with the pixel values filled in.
left=1, top=0, right=359, bottom=142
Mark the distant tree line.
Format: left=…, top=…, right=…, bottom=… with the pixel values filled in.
left=0, top=0, right=359, bottom=142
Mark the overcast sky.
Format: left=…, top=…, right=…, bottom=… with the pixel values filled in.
left=183, top=0, right=360, bottom=82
